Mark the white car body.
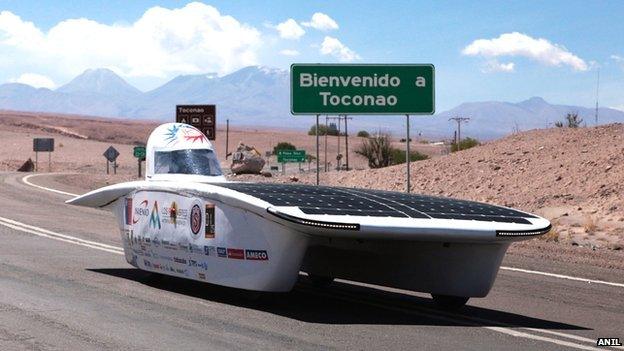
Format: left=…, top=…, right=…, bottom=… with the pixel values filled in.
left=68, top=123, right=551, bottom=299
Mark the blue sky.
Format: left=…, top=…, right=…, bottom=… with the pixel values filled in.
left=0, top=0, right=623, bottom=112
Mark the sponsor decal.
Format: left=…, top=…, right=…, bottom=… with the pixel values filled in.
left=133, top=200, right=149, bottom=224
left=217, top=247, right=227, bottom=258
left=190, top=204, right=202, bottom=237
left=125, top=198, right=133, bottom=225
left=149, top=201, right=161, bottom=229
left=203, top=245, right=216, bottom=256
left=197, top=261, right=208, bottom=270
left=173, top=257, right=187, bottom=264
left=189, top=244, right=202, bottom=253
left=169, top=201, right=178, bottom=227
left=163, top=124, right=206, bottom=146
left=245, top=250, right=269, bottom=261
left=205, top=204, right=215, bottom=239
left=188, top=259, right=199, bottom=267
left=143, top=259, right=152, bottom=267
left=197, top=272, right=206, bottom=280
left=227, top=248, right=244, bottom=260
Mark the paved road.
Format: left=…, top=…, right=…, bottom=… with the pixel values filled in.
left=0, top=172, right=622, bottom=350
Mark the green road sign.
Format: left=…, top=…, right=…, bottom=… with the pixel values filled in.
left=277, top=149, right=306, bottom=163
left=290, top=64, right=434, bottom=115
left=133, top=146, right=146, bottom=160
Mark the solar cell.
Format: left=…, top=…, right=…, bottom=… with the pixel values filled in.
left=214, top=183, right=534, bottom=224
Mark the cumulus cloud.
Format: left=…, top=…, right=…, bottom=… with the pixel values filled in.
left=9, top=73, right=56, bottom=88
left=302, top=13, right=338, bottom=31
left=320, top=36, right=360, bottom=62
left=0, top=2, right=262, bottom=79
left=274, top=18, right=305, bottom=39
left=279, top=49, right=300, bottom=56
left=462, top=32, right=587, bottom=71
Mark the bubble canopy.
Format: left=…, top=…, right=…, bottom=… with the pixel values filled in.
left=146, top=123, right=225, bottom=181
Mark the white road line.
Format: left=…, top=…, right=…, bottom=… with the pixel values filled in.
left=499, top=266, right=624, bottom=289
left=22, top=174, right=79, bottom=197
left=0, top=217, right=123, bottom=255
left=20, top=173, right=624, bottom=290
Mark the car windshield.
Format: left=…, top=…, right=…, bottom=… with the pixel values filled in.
left=154, top=149, right=222, bottom=176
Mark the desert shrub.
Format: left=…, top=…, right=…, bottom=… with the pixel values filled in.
left=308, top=123, right=339, bottom=136
left=273, top=142, right=296, bottom=155
left=355, top=134, right=392, bottom=168
left=565, top=112, right=583, bottom=128
left=389, top=148, right=429, bottom=165
left=356, top=130, right=370, bottom=138
left=451, top=137, right=480, bottom=152
left=554, top=121, right=564, bottom=128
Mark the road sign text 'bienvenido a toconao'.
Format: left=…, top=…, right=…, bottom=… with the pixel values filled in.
left=290, top=64, right=435, bottom=115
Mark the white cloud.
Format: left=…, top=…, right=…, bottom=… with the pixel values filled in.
left=611, top=105, right=624, bottom=112
left=279, top=49, right=300, bottom=56
left=9, top=73, right=55, bottom=88
left=0, top=2, right=262, bottom=79
left=482, top=60, right=515, bottom=73
left=462, top=32, right=587, bottom=71
left=320, top=36, right=360, bottom=62
left=611, top=54, right=624, bottom=62
left=275, top=18, right=305, bottom=39
left=302, top=12, right=338, bottom=31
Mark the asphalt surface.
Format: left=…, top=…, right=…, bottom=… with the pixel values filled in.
left=0, top=172, right=623, bottom=350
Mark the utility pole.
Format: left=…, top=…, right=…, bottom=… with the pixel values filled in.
left=344, top=115, right=350, bottom=171
left=449, top=117, right=470, bottom=151
left=225, top=119, right=230, bottom=159
left=324, top=115, right=328, bottom=172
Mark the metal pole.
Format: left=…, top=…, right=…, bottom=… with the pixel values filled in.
left=457, top=120, right=461, bottom=151
left=48, top=152, right=51, bottom=172
left=337, top=116, right=341, bottom=171
left=316, top=114, right=320, bottom=185
left=35, top=151, right=38, bottom=172
left=106, top=161, right=109, bottom=175
left=406, top=114, right=411, bottom=193
left=225, top=119, right=230, bottom=159
left=324, top=115, right=328, bottom=172
left=344, top=115, right=349, bottom=171
left=138, top=159, right=142, bottom=178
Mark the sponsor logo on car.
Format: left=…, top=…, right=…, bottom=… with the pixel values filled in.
left=197, top=272, right=206, bottom=280
left=217, top=247, right=227, bottom=258
left=205, top=204, right=215, bottom=239
left=188, top=244, right=202, bottom=253
left=245, top=250, right=269, bottom=261
left=125, top=198, right=133, bottom=225
left=149, top=201, right=161, bottom=229
left=204, top=246, right=216, bottom=256
left=173, top=257, right=187, bottom=264
left=143, top=259, right=152, bottom=267
left=227, top=248, right=244, bottom=260
left=133, top=200, right=149, bottom=224
left=190, top=204, right=202, bottom=237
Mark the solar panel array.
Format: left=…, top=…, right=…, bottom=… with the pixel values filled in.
left=214, top=183, right=535, bottom=224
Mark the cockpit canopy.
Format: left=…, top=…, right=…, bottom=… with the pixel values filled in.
left=145, top=123, right=225, bottom=181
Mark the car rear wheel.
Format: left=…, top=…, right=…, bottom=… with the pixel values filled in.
left=431, top=294, right=469, bottom=310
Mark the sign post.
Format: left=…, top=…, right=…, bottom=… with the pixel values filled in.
left=278, top=149, right=307, bottom=177
left=33, top=138, right=54, bottom=172
left=103, top=146, right=120, bottom=175
left=176, top=105, right=216, bottom=140
left=133, top=146, right=146, bottom=178
left=291, top=64, right=435, bottom=191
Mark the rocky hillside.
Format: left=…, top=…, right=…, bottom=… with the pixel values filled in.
left=235, top=124, right=624, bottom=250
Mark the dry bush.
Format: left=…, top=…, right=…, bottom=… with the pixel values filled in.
left=583, top=215, right=597, bottom=234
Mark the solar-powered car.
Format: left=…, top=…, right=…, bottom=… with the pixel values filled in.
left=68, top=123, right=551, bottom=308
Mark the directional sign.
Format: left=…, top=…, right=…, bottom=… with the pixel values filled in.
left=277, top=149, right=306, bottom=163
left=133, top=146, right=146, bottom=160
left=33, top=138, right=54, bottom=152
left=176, top=105, right=216, bottom=140
left=290, top=64, right=435, bottom=114
left=103, top=146, right=120, bottom=162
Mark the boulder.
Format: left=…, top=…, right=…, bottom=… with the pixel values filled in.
left=17, top=158, right=35, bottom=172
left=230, top=143, right=266, bottom=174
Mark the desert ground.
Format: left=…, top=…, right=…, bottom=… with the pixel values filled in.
left=1, top=109, right=622, bottom=263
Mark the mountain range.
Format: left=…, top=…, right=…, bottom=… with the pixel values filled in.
left=0, top=66, right=622, bottom=139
